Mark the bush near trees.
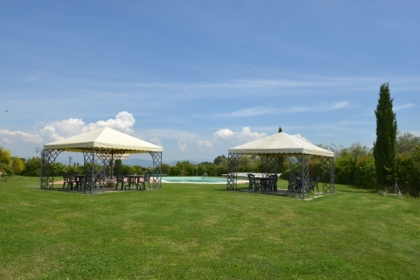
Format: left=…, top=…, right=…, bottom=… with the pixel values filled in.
left=0, top=147, right=11, bottom=166
left=11, top=157, right=25, bottom=174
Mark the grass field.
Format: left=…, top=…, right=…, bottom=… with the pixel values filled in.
left=1, top=176, right=419, bottom=279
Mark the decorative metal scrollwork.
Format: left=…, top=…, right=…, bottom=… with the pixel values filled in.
left=227, top=153, right=241, bottom=190
left=40, top=149, right=62, bottom=189
left=149, top=151, right=162, bottom=189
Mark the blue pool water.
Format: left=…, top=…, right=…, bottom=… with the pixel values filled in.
left=162, top=176, right=227, bottom=184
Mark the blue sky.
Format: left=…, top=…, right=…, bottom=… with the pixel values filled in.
left=1, top=0, right=419, bottom=164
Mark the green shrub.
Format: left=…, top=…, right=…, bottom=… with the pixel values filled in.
left=354, top=155, right=376, bottom=188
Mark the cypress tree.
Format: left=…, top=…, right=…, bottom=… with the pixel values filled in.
left=373, top=83, right=397, bottom=188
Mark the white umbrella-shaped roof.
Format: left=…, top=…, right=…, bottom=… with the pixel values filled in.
left=229, top=132, right=334, bottom=157
left=43, top=127, right=162, bottom=154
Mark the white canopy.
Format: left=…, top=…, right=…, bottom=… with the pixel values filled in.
left=43, top=127, right=162, bottom=154
left=229, top=132, right=334, bottom=157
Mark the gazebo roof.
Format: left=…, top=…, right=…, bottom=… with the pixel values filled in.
left=228, top=132, right=334, bottom=157
left=43, top=127, right=162, bottom=154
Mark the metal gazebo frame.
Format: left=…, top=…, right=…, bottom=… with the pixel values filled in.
left=227, top=153, right=335, bottom=199
left=40, top=148, right=163, bottom=194
left=226, top=132, right=335, bottom=199
left=40, top=127, right=163, bottom=194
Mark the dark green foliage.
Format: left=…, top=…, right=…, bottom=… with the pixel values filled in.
left=20, top=157, right=41, bottom=176
left=114, top=159, right=123, bottom=174
left=394, top=146, right=420, bottom=196
left=278, top=126, right=283, bottom=133
left=354, top=155, right=376, bottom=188
left=161, top=163, right=171, bottom=175
left=169, top=165, right=182, bottom=176
left=0, top=163, right=12, bottom=175
left=213, top=155, right=227, bottom=165
left=373, top=83, right=397, bottom=188
left=334, top=154, right=356, bottom=185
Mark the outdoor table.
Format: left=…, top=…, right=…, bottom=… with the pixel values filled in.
left=254, top=176, right=270, bottom=191
left=124, top=175, right=144, bottom=190
left=74, top=175, right=87, bottom=191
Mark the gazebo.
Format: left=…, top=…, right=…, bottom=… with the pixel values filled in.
left=40, top=127, right=163, bottom=194
left=227, top=132, right=335, bottom=198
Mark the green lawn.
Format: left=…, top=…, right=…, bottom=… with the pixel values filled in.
left=1, top=176, right=419, bottom=279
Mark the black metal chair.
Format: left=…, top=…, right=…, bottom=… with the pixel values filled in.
left=74, top=174, right=85, bottom=191
left=247, top=174, right=259, bottom=191
left=139, top=172, right=152, bottom=190
left=69, top=172, right=78, bottom=190
left=115, top=173, right=125, bottom=190
left=267, top=174, right=279, bottom=192
left=62, top=172, right=73, bottom=190
left=288, top=174, right=302, bottom=194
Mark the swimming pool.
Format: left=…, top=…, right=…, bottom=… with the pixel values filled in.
left=162, top=176, right=228, bottom=184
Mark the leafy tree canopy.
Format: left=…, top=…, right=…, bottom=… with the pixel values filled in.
left=396, top=131, right=420, bottom=154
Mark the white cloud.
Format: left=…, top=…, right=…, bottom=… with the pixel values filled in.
left=93, top=111, right=135, bottom=133
left=176, top=138, right=214, bottom=154
left=332, top=101, right=349, bottom=109
left=2, top=138, right=12, bottom=144
left=213, top=127, right=267, bottom=141
left=195, top=140, right=212, bottom=148
left=148, top=137, right=162, bottom=147
left=123, top=75, right=397, bottom=92
left=178, top=140, right=188, bottom=152
left=40, top=111, right=136, bottom=142
left=213, top=128, right=234, bottom=138
left=394, top=103, right=414, bottom=111
left=287, top=101, right=354, bottom=113
left=0, top=129, right=43, bottom=143
left=317, top=133, right=341, bottom=138
left=337, top=120, right=366, bottom=125
left=292, top=134, right=311, bottom=143
left=217, top=106, right=275, bottom=118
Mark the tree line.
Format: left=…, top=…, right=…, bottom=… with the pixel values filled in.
left=0, top=84, right=418, bottom=195
left=1, top=131, right=419, bottom=195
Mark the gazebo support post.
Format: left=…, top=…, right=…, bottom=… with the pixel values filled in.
left=90, top=149, right=95, bottom=194
left=317, top=156, right=335, bottom=194
left=287, top=154, right=311, bottom=199
left=227, top=153, right=241, bottom=190
left=326, top=157, right=335, bottom=194
left=301, top=154, right=311, bottom=199
left=83, top=148, right=110, bottom=194
left=40, top=149, right=62, bottom=189
left=149, top=151, right=162, bottom=189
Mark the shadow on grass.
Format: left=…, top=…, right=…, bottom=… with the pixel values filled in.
left=337, top=189, right=377, bottom=194
left=336, top=184, right=378, bottom=194
left=213, top=186, right=291, bottom=197
left=39, top=187, right=66, bottom=192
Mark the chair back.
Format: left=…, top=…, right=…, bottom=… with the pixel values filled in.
left=116, top=173, right=124, bottom=182
left=63, top=172, right=69, bottom=182
left=144, top=172, right=151, bottom=182
left=269, top=174, right=278, bottom=184
left=247, top=173, right=256, bottom=183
